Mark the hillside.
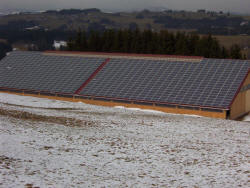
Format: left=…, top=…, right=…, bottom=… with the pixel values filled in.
left=0, top=9, right=249, bottom=34
left=0, top=93, right=249, bottom=187
left=0, top=8, right=249, bottom=58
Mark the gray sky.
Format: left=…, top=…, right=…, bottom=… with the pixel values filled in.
left=1, top=0, right=250, bottom=14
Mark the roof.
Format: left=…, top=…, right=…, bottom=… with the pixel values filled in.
left=80, top=58, right=250, bottom=109
left=0, top=51, right=249, bottom=110
left=0, top=51, right=105, bottom=94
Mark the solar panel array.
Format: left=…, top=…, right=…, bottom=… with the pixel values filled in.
left=81, top=58, right=250, bottom=109
left=0, top=51, right=105, bottom=94
left=0, top=51, right=249, bottom=109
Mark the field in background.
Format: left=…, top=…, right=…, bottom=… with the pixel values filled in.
left=214, top=35, right=250, bottom=58
left=215, top=35, right=250, bottom=48
left=243, top=16, right=250, bottom=21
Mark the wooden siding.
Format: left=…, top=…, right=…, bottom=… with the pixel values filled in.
left=0, top=90, right=227, bottom=119
left=230, top=72, right=250, bottom=119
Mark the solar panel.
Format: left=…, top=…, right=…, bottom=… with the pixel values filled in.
left=81, top=58, right=250, bottom=109
left=0, top=51, right=105, bottom=94
left=0, top=51, right=249, bottom=109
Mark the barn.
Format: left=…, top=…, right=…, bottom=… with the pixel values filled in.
left=0, top=51, right=249, bottom=119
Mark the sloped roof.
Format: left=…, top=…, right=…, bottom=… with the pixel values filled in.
left=81, top=58, right=250, bottom=109
left=0, top=51, right=105, bottom=94
left=0, top=51, right=249, bottom=109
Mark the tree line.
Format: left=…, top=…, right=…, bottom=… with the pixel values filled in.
left=0, top=42, right=12, bottom=60
left=67, top=29, right=244, bottom=59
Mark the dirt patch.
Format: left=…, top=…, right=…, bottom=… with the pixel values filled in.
left=0, top=101, right=80, bottom=111
left=0, top=108, right=96, bottom=127
left=25, top=183, right=40, bottom=188
left=0, top=155, right=21, bottom=170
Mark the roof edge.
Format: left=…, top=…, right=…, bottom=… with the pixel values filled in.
left=44, top=51, right=203, bottom=62
left=0, top=86, right=229, bottom=110
left=77, top=94, right=229, bottom=110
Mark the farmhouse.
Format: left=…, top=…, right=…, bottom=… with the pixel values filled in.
left=0, top=51, right=249, bottom=119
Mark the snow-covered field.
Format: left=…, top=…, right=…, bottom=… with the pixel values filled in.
left=0, top=93, right=249, bottom=188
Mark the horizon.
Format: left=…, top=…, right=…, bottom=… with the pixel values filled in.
left=0, top=0, right=249, bottom=14
left=0, top=7, right=249, bottom=16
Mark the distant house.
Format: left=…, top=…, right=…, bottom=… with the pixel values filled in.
left=25, top=26, right=40, bottom=30
left=197, top=9, right=206, bottom=13
left=240, top=21, right=249, bottom=26
left=0, top=51, right=249, bottom=120
left=53, top=41, right=67, bottom=50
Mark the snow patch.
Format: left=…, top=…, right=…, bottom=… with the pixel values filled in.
left=115, top=106, right=165, bottom=114
left=0, top=92, right=249, bottom=187
left=242, top=115, right=250, bottom=121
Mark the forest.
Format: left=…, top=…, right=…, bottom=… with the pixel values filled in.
left=67, top=29, right=244, bottom=59
left=0, top=42, right=12, bottom=60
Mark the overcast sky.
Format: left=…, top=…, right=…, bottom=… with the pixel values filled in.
left=1, top=0, right=249, bottom=14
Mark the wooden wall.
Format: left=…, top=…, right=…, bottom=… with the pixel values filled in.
left=230, top=72, right=250, bottom=119
left=0, top=90, right=227, bottom=119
